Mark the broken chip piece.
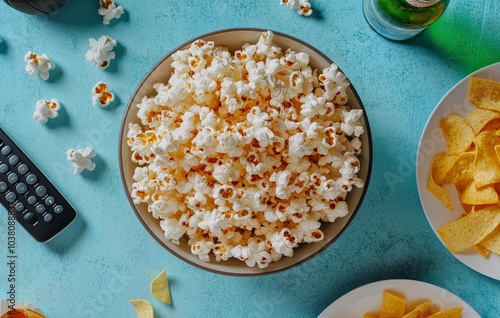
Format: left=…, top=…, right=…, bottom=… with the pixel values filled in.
left=151, top=269, right=171, bottom=304
left=130, top=299, right=153, bottom=318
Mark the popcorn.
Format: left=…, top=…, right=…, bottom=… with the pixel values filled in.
left=92, top=81, right=115, bottom=107
left=127, top=31, right=365, bottom=268
left=280, top=0, right=313, bottom=17
left=33, top=98, right=60, bottom=124
left=85, top=35, right=117, bottom=69
left=25, top=51, right=55, bottom=80
left=98, top=0, right=124, bottom=25
left=66, top=147, right=97, bottom=174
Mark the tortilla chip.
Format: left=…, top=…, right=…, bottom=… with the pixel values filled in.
left=437, top=205, right=500, bottom=253
left=465, top=108, right=500, bottom=134
left=380, top=291, right=406, bottom=318
left=468, top=77, right=500, bottom=112
left=429, top=152, right=456, bottom=185
left=364, top=314, right=379, bottom=318
left=439, top=114, right=476, bottom=156
left=448, top=152, right=475, bottom=184
left=130, top=299, right=154, bottom=318
left=402, top=301, right=434, bottom=318
left=151, top=269, right=171, bottom=304
left=479, top=224, right=500, bottom=255
left=479, top=118, right=500, bottom=133
left=427, top=176, right=452, bottom=211
left=474, top=243, right=491, bottom=258
left=456, top=180, right=498, bottom=205
left=427, top=307, right=463, bottom=318
left=472, top=131, right=500, bottom=188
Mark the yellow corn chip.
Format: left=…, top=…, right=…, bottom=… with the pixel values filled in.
left=456, top=180, right=498, bottom=205
left=468, top=77, right=500, bottom=112
left=380, top=291, right=406, bottom=318
left=472, top=131, right=500, bottom=188
left=495, top=144, right=500, bottom=164
left=439, top=114, right=476, bottom=156
left=429, top=152, right=456, bottom=185
left=364, top=314, right=379, bottom=318
left=402, top=301, right=434, bottom=318
left=130, top=299, right=154, bottom=318
left=437, top=205, right=500, bottom=253
left=479, top=224, right=500, bottom=255
left=427, top=307, right=463, bottom=318
left=474, top=243, right=491, bottom=258
left=448, top=152, right=475, bottom=185
left=465, top=107, right=500, bottom=134
left=151, top=269, right=171, bottom=304
left=427, top=176, right=452, bottom=211
left=479, top=118, right=500, bottom=133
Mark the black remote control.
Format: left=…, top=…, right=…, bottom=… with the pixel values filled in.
left=0, top=128, right=76, bottom=242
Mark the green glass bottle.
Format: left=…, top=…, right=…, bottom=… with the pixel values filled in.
left=363, top=0, right=450, bottom=40
left=378, top=0, right=448, bottom=28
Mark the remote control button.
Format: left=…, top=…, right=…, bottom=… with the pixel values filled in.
left=27, top=195, right=37, bottom=205
left=45, top=196, right=55, bottom=205
left=26, top=173, right=38, bottom=185
left=7, top=173, right=18, bottom=184
left=1, top=146, right=11, bottom=156
left=8, top=155, right=19, bottom=165
left=0, top=164, right=8, bottom=174
left=23, top=212, right=37, bottom=225
left=35, top=204, right=46, bottom=214
left=36, top=185, right=47, bottom=197
left=18, top=164, right=28, bottom=175
left=5, top=192, right=16, bottom=203
left=0, top=181, right=7, bottom=193
left=44, top=214, right=53, bottom=222
left=16, top=183, right=28, bottom=194
left=54, top=205, right=64, bottom=214
left=14, top=202, right=24, bottom=212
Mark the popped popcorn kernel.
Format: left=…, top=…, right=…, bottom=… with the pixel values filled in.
left=25, top=51, right=55, bottom=80
left=98, top=0, right=124, bottom=25
left=85, top=35, right=117, bottom=69
left=127, top=31, right=365, bottom=268
left=66, top=147, right=97, bottom=175
left=33, top=98, right=60, bottom=124
left=280, top=0, right=313, bottom=17
left=92, top=81, right=115, bottom=107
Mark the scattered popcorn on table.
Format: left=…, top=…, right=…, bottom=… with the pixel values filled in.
left=33, top=98, right=60, bottom=124
left=92, top=81, right=115, bottom=107
left=66, top=147, right=97, bottom=175
left=127, top=31, right=365, bottom=267
left=85, top=35, right=117, bottom=69
left=98, top=0, right=124, bottom=25
left=24, top=51, right=55, bottom=80
left=280, top=0, right=313, bottom=16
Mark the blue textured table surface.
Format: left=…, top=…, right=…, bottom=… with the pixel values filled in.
left=0, top=1, right=499, bottom=317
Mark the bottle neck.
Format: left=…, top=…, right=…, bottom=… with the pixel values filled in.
left=405, top=0, right=441, bottom=7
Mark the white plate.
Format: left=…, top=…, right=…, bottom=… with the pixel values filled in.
left=318, top=279, right=480, bottom=318
left=416, top=62, right=500, bottom=280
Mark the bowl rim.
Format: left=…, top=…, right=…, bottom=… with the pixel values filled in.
left=118, top=27, right=373, bottom=276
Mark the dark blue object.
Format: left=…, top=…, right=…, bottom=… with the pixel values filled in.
left=3, top=0, right=68, bottom=15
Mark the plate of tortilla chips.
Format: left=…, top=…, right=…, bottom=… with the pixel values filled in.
left=416, top=62, right=500, bottom=280
left=317, top=279, right=479, bottom=318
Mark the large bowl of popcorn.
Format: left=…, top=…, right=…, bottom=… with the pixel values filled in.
left=119, top=28, right=372, bottom=275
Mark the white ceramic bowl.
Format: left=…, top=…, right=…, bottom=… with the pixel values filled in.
left=119, top=28, right=372, bottom=275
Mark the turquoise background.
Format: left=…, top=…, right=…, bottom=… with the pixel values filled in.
left=0, top=0, right=499, bottom=317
